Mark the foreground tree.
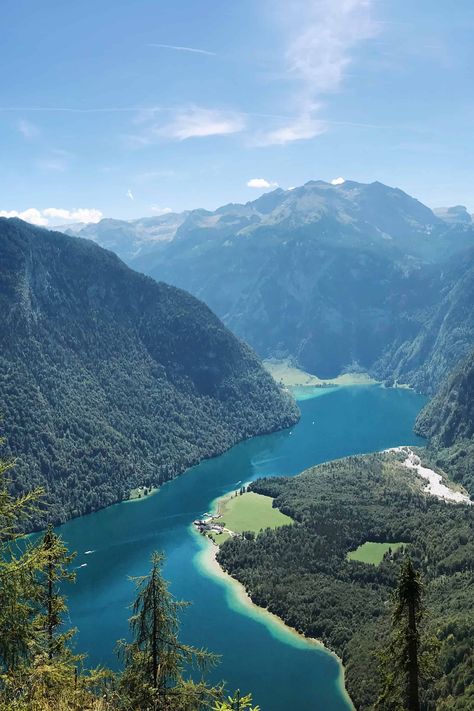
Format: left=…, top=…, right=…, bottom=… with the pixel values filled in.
left=0, top=439, right=97, bottom=710
left=120, top=552, right=221, bottom=710
left=35, top=525, right=76, bottom=661
left=395, top=559, right=422, bottom=711
left=0, top=444, right=43, bottom=679
left=1, top=432, right=255, bottom=710
left=375, top=558, right=439, bottom=711
left=213, top=690, right=260, bottom=711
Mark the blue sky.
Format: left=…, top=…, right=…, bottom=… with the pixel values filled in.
left=1, top=0, right=473, bottom=226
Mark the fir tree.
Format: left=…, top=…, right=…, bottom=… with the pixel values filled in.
left=375, top=558, right=439, bottom=711
left=120, top=551, right=220, bottom=710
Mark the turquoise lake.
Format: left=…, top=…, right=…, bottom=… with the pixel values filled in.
left=57, top=386, right=426, bottom=711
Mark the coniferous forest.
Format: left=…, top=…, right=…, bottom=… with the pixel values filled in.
left=217, top=360, right=474, bottom=711
left=0, top=219, right=297, bottom=530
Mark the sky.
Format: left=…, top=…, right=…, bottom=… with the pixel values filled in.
left=1, top=0, right=473, bottom=226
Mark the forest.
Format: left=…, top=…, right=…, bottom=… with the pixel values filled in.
left=217, top=451, right=474, bottom=710
left=0, top=218, right=297, bottom=530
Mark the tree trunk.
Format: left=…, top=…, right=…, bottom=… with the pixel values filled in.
left=407, top=596, right=420, bottom=711
left=47, top=546, right=54, bottom=660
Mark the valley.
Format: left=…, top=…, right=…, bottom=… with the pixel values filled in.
left=54, top=386, right=425, bottom=711
left=2, top=2, right=473, bottom=708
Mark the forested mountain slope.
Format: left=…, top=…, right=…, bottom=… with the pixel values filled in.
left=67, top=180, right=474, bottom=393
left=218, top=452, right=474, bottom=710
left=0, top=218, right=297, bottom=529
left=415, top=349, right=474, bottom=493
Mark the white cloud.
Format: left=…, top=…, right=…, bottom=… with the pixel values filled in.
left=247, top=178, right=279, bottom=189
left=284, top=0, right=377, bottom=96
left=331, top=176, right=346, bottom=185
left=43, top=208, right=103, bottom=223
left=126, top=189, right=134, bottom=200
left=0, top=208, right=48, bottom=226
left=258, top=1, right=378, bottom=145
left=129, top=106, right=246, bottom=145
left=17, top=119, right=39, bottom=139
left=257, top=111, right=327, bottom=145
left=151, top=206, right=173, bottom=215
left=147, top=43, right=216, bottom=56
left=159, top=107, right=245, bottom=141
left=1, top=207, right=103, bottom=227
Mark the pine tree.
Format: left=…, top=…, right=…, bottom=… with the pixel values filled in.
left=394, top=558, right=422, bottom=711
left=0, top=442, right=43, bottom=676
left=375, top=558, right=437, bottom=711
left=120, top=551, right=221, bottom=710
left=34, top=525, right=77, bottom=661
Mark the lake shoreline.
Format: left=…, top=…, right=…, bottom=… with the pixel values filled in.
left=194, top=528, right=355, bottom=710
left=193, top=490, right=355, bottom=710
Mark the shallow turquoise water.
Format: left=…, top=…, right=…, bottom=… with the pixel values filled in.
left=58, top=386, right=426, bottom=711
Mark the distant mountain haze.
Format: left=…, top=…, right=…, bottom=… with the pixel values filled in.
left=66, top=180, right=474, bottom=393
left=0, top=218, right=298, bottom=528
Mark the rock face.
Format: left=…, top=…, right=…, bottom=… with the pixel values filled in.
left=433, top=205, right=473, bottom=225
left=67, top=180, right=474, bottom=393
left=415, top=349, right=474, bottom=447
left=0, top=218, right=298, bottom=528
left=415, top=349, right=474, bottom=495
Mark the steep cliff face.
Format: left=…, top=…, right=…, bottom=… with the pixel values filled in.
left=373, top=249, right=474, bottom=393
left=415, top=349, right=474, bottom=446
left=415, top=349, right=474, bottom=494
left=0, top=218, right=298, bottom=528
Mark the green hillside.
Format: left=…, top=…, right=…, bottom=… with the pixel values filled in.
left=0, top=218, right=298, bottom=530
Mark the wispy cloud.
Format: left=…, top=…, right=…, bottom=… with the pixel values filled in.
left=260, top=0, right=379, bottom=145
left=0, top=207, right=103, bottom=226
left=284, top=0, right=377, bottom=95
left=129, top=106, right=245, bottom=144
left=38, top=158, right=69, bottom=172
left=247, top=178, right=279, bottom=189
left=126, top=189, right=134, bottom=200
left=147, top=43, right=216, bottom=56
left=17, top=118, right=40, bottom=139
left=37, top=149, right=72, bottom=173
left=255, top=109, right=327, bottom=146
left=151, top=205, right=173, bottom=215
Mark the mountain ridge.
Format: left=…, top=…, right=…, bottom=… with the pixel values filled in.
left=64, top=180, right=474, bottom=393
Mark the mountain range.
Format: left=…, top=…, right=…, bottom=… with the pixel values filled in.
left=66, top=180, right=474, bottom=394
left=0, top=217, right=297, bottom=528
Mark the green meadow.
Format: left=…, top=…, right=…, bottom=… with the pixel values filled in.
left=219, top=492, right=293, bottom=535
left=347, top=541, right=405, bottom=565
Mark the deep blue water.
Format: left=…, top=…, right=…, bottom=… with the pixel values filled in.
left=57, top=386, right=426, bottom=711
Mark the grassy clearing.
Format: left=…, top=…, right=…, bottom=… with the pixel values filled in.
left=264, top=359, right=377, bottom=388
left=210, top=531, right=231, bottom=545
left=347, top=541, right=405, bottom=565
left=128, top=486, right=158, bottom=502
left=219, top=492, right=293, bottom=534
